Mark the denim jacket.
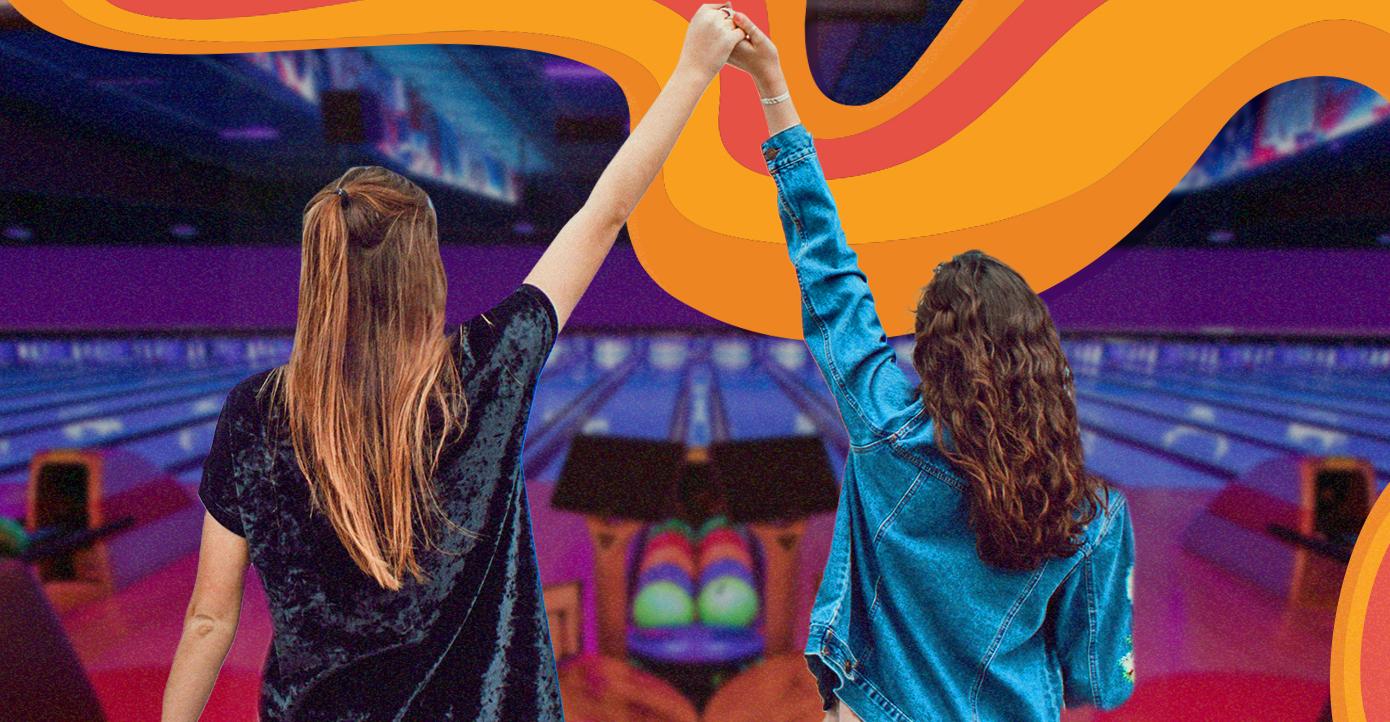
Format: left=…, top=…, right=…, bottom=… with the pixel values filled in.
left=763, top=125, right=1136, bottom=721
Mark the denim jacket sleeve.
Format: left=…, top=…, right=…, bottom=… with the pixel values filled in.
left=763, top=124, right=918, bottom=446
left=1052, top=494, right=1137, bottom=710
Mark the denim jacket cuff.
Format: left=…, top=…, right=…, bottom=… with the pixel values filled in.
left=761, top=123, right=816, bottom=174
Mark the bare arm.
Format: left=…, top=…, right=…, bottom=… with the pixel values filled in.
left=729, top=12, right=800, bottom=137
left=162, top=513, right=249, bottom=722
left=524, top=3, right=747, bottom=329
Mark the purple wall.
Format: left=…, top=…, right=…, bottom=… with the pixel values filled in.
left=0, top=245, right=722, bottom=332
left=1, top=244, right=1386, bottom=335
left=1040, top=248, right=1390, bottom=335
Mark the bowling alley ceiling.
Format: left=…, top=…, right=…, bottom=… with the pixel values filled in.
left=2, top=3, right=1389, bottom=247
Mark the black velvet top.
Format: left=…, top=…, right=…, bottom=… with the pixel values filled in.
left=199, top=284, right=563, bottom=722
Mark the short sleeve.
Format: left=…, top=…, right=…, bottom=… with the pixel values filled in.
left=1053, top=494, right=1136, bottom=710
left=198, top=382, right=258, bottom=537
left=462, top=283, right=559, bottom=388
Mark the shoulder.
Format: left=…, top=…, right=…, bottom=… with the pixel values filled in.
left=1099, top=486, right=1130, bottom=525
left=459, top=284, right=559, bottom=367
left=1084, top=486, right=1132, bottom=552
left=221, top=368, right=277, bottom=427
left=479, top=284, right=557, bottom=339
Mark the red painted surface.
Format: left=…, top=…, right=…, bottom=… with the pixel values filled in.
left=1206, top=484, right=1301, bottom=537
left=104, top=478, right=194, bottom=529
left=105, top=0, right=353, bottom=20
left=88, top=666, right=261, bottom=721
left=40, top=486, right=1332, bottom=720
left=1362, top=555, right=1390, bottom=721
left=1092, top=672, right=1327, bottom=722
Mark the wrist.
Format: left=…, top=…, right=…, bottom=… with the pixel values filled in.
left=673, top=58, right=717, bottom=87
left=752, top=66, right=787, bottom=97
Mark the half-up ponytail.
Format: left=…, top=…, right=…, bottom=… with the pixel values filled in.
left=270, top=166, right=466, bottom=590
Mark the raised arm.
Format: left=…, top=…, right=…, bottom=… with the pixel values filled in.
left=524, top=3, right=746, bottom=330
left=729, top=15, right=918, bottom=445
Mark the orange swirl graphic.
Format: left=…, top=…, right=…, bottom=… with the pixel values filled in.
left=8, top=1, right=1390, bottom=349
left=10, top=5, right=1390, bottom=713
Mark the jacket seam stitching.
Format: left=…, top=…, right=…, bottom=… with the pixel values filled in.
left=888, top=441, right=966, bottom=493
left=852, top=404, right=929, bottom=453
left=868, top=572, right=885, bottom=619
left=767, top=147, right=817, bottom=173
left=801, top=284, right=890, bottom=443
left=823, top=630, right=916, bottom=722
left=772, top=169, right=893, bottom=445
left=1085, top=555, right=1102, bottom=706
left=872, top=468, right=929, bottom=547
left=892, top=404, right=931, bottom=437
left=969, top=566, right=1047, bottom=720
left=848, top=432, right=893, bottom=452
left=855, top=673, right=916, bottom=722
left=1084, top=494, right=1127, bottom=556
left=823, top=515, right=853, bottom=632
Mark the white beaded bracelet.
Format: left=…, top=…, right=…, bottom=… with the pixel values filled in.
left=760, top=91, right=791, bottom=106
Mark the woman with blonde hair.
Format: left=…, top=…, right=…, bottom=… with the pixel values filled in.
left=161, top=7, right=749, bottom=720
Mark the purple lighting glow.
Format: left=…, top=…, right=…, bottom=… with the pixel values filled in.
left=2, top=225, right=33, bottom=242
left=543, top=60, right=608, bottom=80
left=91, top=76, right=162, bottom=88
left=1207, top=229, right=1236, bottom=244
left=218, top=125, right=281, bottom=141
left=169, top=223, right=199, bottom=239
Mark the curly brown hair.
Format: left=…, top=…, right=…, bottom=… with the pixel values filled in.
left=912, top=250, right=1108, bottom=571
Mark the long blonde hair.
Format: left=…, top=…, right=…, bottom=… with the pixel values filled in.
left=270, top=166, right=465, bottom=590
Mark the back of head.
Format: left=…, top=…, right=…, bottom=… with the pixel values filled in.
left=273, top=166, right=465, bottom=590
left=912, top=250, right=1106, bottom=571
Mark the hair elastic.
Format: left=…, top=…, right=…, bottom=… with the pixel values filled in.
left=335, top=187, right=350, bottom=207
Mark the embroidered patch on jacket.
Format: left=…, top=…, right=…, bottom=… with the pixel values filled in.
left=1120, top=634, right=1135, bottom=684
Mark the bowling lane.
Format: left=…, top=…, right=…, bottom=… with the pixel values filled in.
left=0, top=368, right=253, bottom=435
left=0, top=335, right=288, bottom=400
left=0, top=367, right=142, bottom=398
left=0, top=365, right=252, bottom=415
left=1075, top=396, right=1302, bottom=477
left=126, top=420, right=220, bottom=476
left=1066, top=337, right=1390, bottom=418
left=582, top=336, right=688, bottom=439
left=1085, top=371, right=1390, bottom=440
left=1138, top=370, right=1390, bottom=424
left=0, top=377, right=259, bottom=477
left=1076, top=377, right=1390, bottom=475
left=523, top=335, right=690, bottom=482
left=708, top=338, right=813, bottom=440
left=750, top=338, right=850, bottom=463
left=1079, top=429, right=1229, bottom=489
left=526, top=336, right=599, bottom=435
left=1226, top=368, right=1390, bottom=402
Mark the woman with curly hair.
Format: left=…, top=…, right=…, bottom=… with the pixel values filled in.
left=726, top=15, right=1136, bottom=722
